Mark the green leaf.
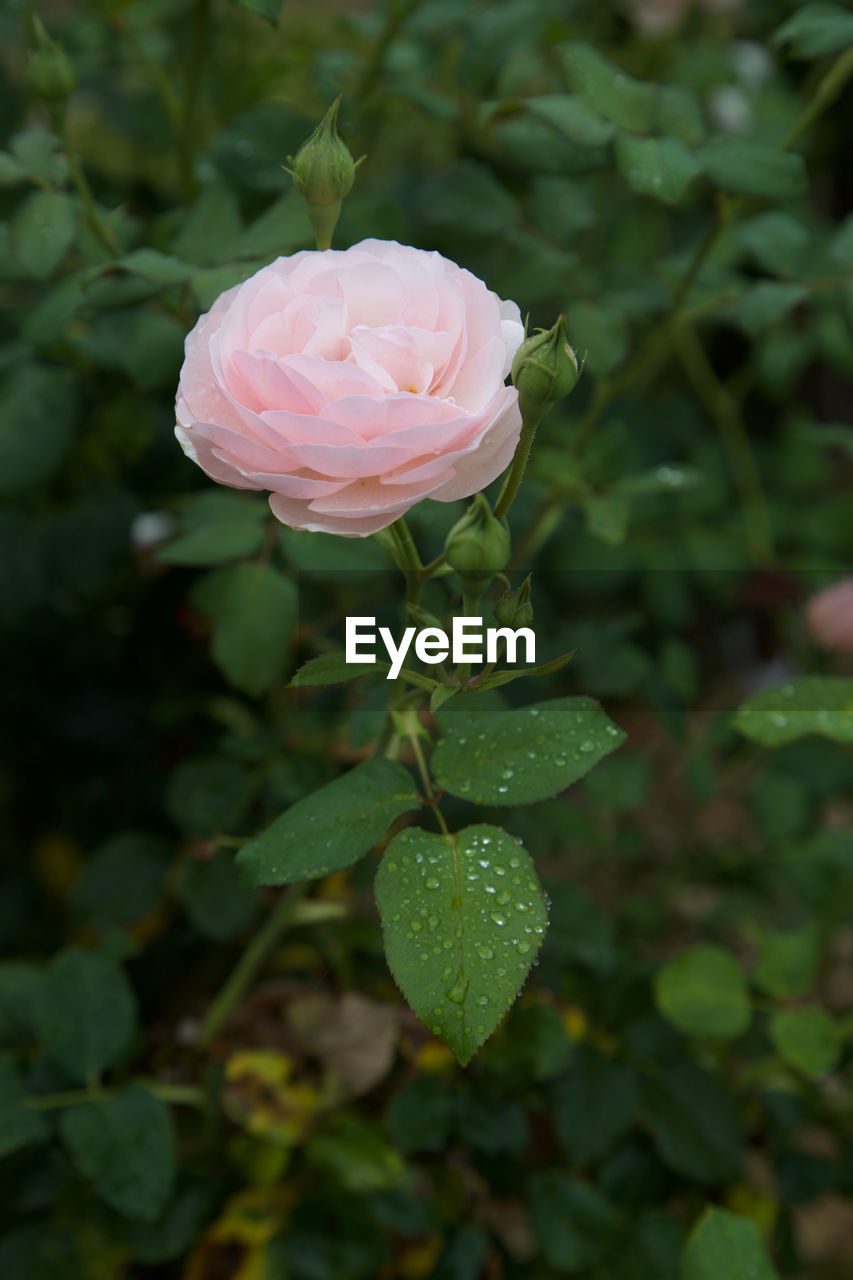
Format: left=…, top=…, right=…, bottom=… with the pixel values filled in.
left=11, top=190, right=76, bottom=279
left=375, top=824, right=547, bottom=1065
left=171, top=183, right=242, bottom=267
left=0, top=962, right=42, bottom=1046
left=71, top=833, right=166, bottom=932
left=754, top=927, right=820, bottom=999
left=566, top=300, right=629, bottom=375
left=523, top=95, right=616, bottom=147
left=554, top=1046, right=639, bottom=1165
left=0, top=1060, right=49, bottom=1159
left=471, top=650, right=574, bottom=692
left=529, top=1171, right=621, bottom=1273
left=561, top=42, right=657, bottom=132
left=36, top=949, right=136, bottom=1083
left=230, top=0, right=282, bottom=21
left=643, top=1062, right=742, bottom=1183
left=60, top=1084, right=175, bottom=1221
left=180, top=854, right=258, bottom=941
left=191, top=562, right=297, bottom=696
left=237, top=758, right=420, bottom=886
left=158, top=492, right=269, bottom=566
left=732, top=677, right=853, bottom=746
left=774, top=4, right=853, bottom=59
left=769, top=1007, right=840, bottom=1078
left=239, top=191, right=312, bottom=257
left=10, top=126, right=67, bottom=184
left=657, top=85, right=706, bottom=146
left=432, top=696, right=625, bottom=807
left=583, top=493, right=630, bottom=545
left=0, top=364, right=75, bottom=495
left=699, top=138, right=807, bottom=199
left=682, top=1208, right=779, bottom=1280
left=289, top=653, right=383, bottom=687
left=119, top=249, right=195, bottom=286
left=738, top=211, right=810, bottom=278
left=655, top=945, right=752, bottom=1040
left=165, top=756, right=254, bottom=835
left=615, top=134, right=702, bottom=204
left=730, top=282, right=808, bottom=335
left=0, top=153, right=28, bottom=185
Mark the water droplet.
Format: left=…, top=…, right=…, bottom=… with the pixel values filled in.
left=446, top=973, right=469, bottom=1004
left=580, top=740, right=595, bottom=753
left=490, top=911, right=506, bottom=925
left=428, top=915, right=439, bottom=932
left=501, top=768, right=514, bottom=780
left=509, top=856, right=520, bottom=869
left=410, top=920, right=423, bottom=932
left=494, top=865, right=506, bottom=876
left=477, top=994, right=489, bottom=1006
left=476, top=1023, right=486, bottom=1034
left=425, top=877, right=440, bottom=889
left=477, top=944, right=494, bottom=960
left=478, top=858, right=490, bottom=869
left=497, top=785, right=509, bottom=794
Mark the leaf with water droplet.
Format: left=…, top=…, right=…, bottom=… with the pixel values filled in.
left=432, top=697, right=626, bottom=806
left=732, top=676, right=853, bottom=747
left=375, top=825, right=548, bottom=1065
left=237, top=758, right=421, bottom=886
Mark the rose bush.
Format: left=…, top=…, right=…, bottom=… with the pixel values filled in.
left=175, top=239, right=525, bottom=535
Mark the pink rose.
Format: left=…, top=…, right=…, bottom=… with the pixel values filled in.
left=175, top=239, right=524, bottom=536
left=805, top=579, right=853, bottom=652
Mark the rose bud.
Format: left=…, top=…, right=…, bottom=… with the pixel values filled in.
left=511, top=315, right=579, bottom=425
left=27, top=17, right=76, bottom=103
left=284, top=98, right=364, bottom=251
left=494, top=574, right=533, bottom=629
left=804, top=579, right=853, bottom=653
left=445, top=493, right=511, bottom=592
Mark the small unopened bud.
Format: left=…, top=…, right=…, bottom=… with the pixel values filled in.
left=494, top=574, right=533, bottom=629
left=445, top=493, right=511, bottom=592
left=511, top=315, right=579, bottom=424
left=284, top=98, right=364, bottom=251
left=27, top=17, right=76, bottom=103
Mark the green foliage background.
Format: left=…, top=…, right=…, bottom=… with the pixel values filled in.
left=2, top=0, right=853, bottom=1276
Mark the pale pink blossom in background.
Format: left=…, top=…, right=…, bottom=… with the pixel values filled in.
left=175, top=240, right=524, bottom=536
left=805, top=579, right=853, bottom=652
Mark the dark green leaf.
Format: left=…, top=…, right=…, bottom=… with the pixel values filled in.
left=432, top=696, right=625, bottom=806
left=738, top=211, right=810, bottom=277
left=375, top=824, right=547, bottom=1065
left=120, top=249, right=195, bottom=285
left=774, top=4, right=853, bottom=58
left=237, top=758, right=420, bottom=886
left=754, top=927, right=820, bottom=999
left=0, top=962, right=42, bottom=1046
left=615, top=134, right=702, bottom=204
left=172, top=183, right=242, bottom=266
left=583, top=493, right=630, bottom=545
left=239, top=191, right=312, bottom=257
left=10, top=126, right=67, bottom=184
left=524, top=95, right=616, bottom=147
left=290, top=653, right=383, bottom=687
left=180, top=854, right=258, bottom=940
left=191, top=562, right=298, bottom=696
left=158, top=491, right=268, bottom=566
left=655, top=945, right=752, bottom=1040
left=71, top=833, right=166, bottom=932
left=642, top=1062, right=742, bottom=1183
left=733, top=677, right=853, bottom=745
left=682, top=1208, right=779, bottom=1280
left=567, top=300, right=629, bottom=375
left=60, top=1084, right=175, bottom=1220
left=730, top=283, right=807, bottom=335
left=0, top=364, right=75, bottom=495
left=11, top=191, right=76, bottom=279
left=230, top=0, right=282, bottom=22
left=529, top=1171, right=621, bottom=1272
left=555, top=1046, right=639, bottom=1165
left=699, top=139, right=807, bottom=198
left=36, top=949, right=136, bottom=1083
left=561, top=43, right=657, bottom=132
left=165, top=756, right=254, bottom=834
left=657, top=85, right=706, bottom=146
left=769, top=1007, right=840, bottom=1078
left=0, top=153, right=27, bottom=185
left=0, top=1060, right=49, bottom=1159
